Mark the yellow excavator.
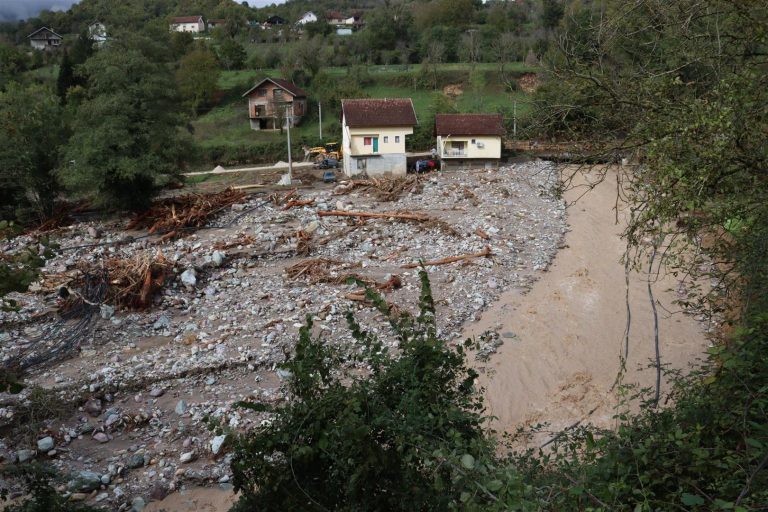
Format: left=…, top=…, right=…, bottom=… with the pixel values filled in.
left=307, top=142, right=343, bottom=161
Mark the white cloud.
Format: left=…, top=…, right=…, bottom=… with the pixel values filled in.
left=0, top=0, right=79, bottom=21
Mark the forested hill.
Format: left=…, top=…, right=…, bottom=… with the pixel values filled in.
left=0, top=0, right=544, bottom=41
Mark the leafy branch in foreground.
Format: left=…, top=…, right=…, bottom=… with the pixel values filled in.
left=229, top=271, right=535, bottom=511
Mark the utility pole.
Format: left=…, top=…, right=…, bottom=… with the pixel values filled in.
left=318, top=101, right=323, bottom=140
left=284, top=104, right=293, bottom=185
left=513, top=100, right=517, bottom=139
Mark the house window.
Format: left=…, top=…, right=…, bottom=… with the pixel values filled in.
left=383, top=136, right=388, bottom=143
left=363, top=137, right=372, bottom=146
left=395, top=135, right=400, bottom=143
left=471, top=139, right=476, bottom=144
left=273, top=89, right=284, bottom=100
left=257, top=88, right=267, bottom=97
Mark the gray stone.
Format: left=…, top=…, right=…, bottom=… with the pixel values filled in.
left=149, top=387, right=165, bottom=398
left=84, top=398, right=102, bottom=416
left=210, top=434, right=227, bottom=456
left=37, top=436, right=54, bottom=452
left=153, top=315, right=171, bottom=330
left=501, top=332, right=517, bottom=339
left=105, top=414, right=121, bottom=427
left=131, top=497, right=146, bottom=512
left=175, top=400, right=188, bottom=415
left=95, top=493, right=109, bottom=503
left=87, top=226, right=101, bottom=239
left=179, top=451, right=196, bottom=463
left=100, top=474, right=111, bottom=485
left=204, top=376, right=216, bottom=386
left=100, top=304, right=115, bottom=320
left=68, top=470, right=102, bottom=492
left=212, top=250, right=225, bottom=267
left=180, top=269, right=197, bottom=287
left=126, top=453, right=145, bottom=469
left=17, top=449, right=35, bottom=463
left=93, top=432, right=109, bottom=443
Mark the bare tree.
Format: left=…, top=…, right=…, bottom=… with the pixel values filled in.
left=423, top=41, right=445, bottom=90
left=490, top=32, right=518, bottom=89
left=461, top=29, right=482, bottom=71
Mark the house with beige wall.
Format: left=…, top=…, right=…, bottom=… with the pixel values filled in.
left=435, top=113, right=505, bottom=169
left=242, top=78, right=307, bottom=130
left=341, top=99, right=418, bottom=177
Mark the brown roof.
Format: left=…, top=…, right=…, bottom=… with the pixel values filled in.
left=171, top=16, right=203, bottom=23
left=435, top=113, right=505, bottom=136
left=342, top=99, right=417, bottom=128
left=241, top=78, right=308, bottom=98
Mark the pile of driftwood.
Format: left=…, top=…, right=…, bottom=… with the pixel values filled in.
left=126, top=188, right=247, bottom=240
left=333, top=175, right=423, bottom=202
left=284, top=258, right=402, bottom=292
left=101, top=252, right=173, bottom=309
left=317, top=209, right=460, bottom=237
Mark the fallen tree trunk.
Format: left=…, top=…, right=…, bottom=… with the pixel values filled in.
left=317, top=210, right=431, bottom=222
left=401, top=246, right=492, bottom=269
left=283, top=199, right=315, bottom=210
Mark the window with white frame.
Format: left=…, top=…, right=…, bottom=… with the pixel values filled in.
left=395, top=135, right=400, bottom=143
left=383, top=136, right=389, bottom=143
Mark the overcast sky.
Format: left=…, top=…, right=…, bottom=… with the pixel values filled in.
left=0, top=0, right=285, bottom=22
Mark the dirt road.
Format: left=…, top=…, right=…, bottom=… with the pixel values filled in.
left=465, top=166, right=709, bottom=444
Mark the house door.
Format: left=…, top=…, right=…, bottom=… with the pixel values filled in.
left=373, top=137, right=379, bottom=152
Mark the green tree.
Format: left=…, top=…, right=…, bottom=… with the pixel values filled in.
left=0, top=42, right=27, bottom=91
left=230, top=273, right=523, bottom=511
left=540, top=0, right=564, bottom=31
left=176, top=45, right=220, bottom=113
left=216, top=38, right=246, bottom=70
left=56, top=50, right=74, bottom=101
left=59, top=34, right=189, bottom=210
left=0, top=83, right=65, bottom=222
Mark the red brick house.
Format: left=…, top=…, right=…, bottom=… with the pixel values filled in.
left=241, top=78, right=308, bottom=131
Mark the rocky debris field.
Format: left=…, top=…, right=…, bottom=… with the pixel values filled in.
left=0, top=162, right=566, bottom=510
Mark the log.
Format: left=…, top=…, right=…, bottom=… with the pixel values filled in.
left=401, top=246, right=492, bottom=269
left=474, top=228, right=490, bottom=240
left=283, top=199, right=315, bottom=210
left=317, top=210, right=431, bottom=222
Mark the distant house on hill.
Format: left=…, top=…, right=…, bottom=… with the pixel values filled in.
left=327, top=11, right=364, bottom=35
left=207, top=19, right=226, bottom=30
left=88, top=21, right=108, bottom=47
left=169, top=16, right=204, bottom=33
left=296, top=12, right=318, bottom=25
left=341, top=98, right=418, bottom=177
left=242, top=77, right=308, bottom=130
left=262, top=15, right=287, bottom=29
left=27, top=27, right=62, bottom=51
left=435, top=113, right=505, bottom=169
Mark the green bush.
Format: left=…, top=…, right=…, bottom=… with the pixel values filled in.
left=229, top=272, right=534, bottom=511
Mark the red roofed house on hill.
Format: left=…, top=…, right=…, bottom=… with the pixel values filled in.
left=242, top=77, right=308, bottom=130
left=169, top=16, right=205, bottom=33
left=341, top=98, right=418, bottom=177
left=435, top=113, right=505, bottom=169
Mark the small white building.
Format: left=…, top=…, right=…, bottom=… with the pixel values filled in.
left=341, top=98, right=418, bottom=177
left=27, top=27, right=62, bottom=51
left=88, top=21, right=107, bottom=47
left=169, top=16, right=205, bottom=33
left=296, top=12, right=318, bottom=25
left=435, top=113, right=505, bottom=169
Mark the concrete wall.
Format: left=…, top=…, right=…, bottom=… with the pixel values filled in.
left=437, top=135, right=501, bottom=159
left=346, top=154, right=407, bottom=177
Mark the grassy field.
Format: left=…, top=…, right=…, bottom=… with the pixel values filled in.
left=194, top=62, right=537, bottom=165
